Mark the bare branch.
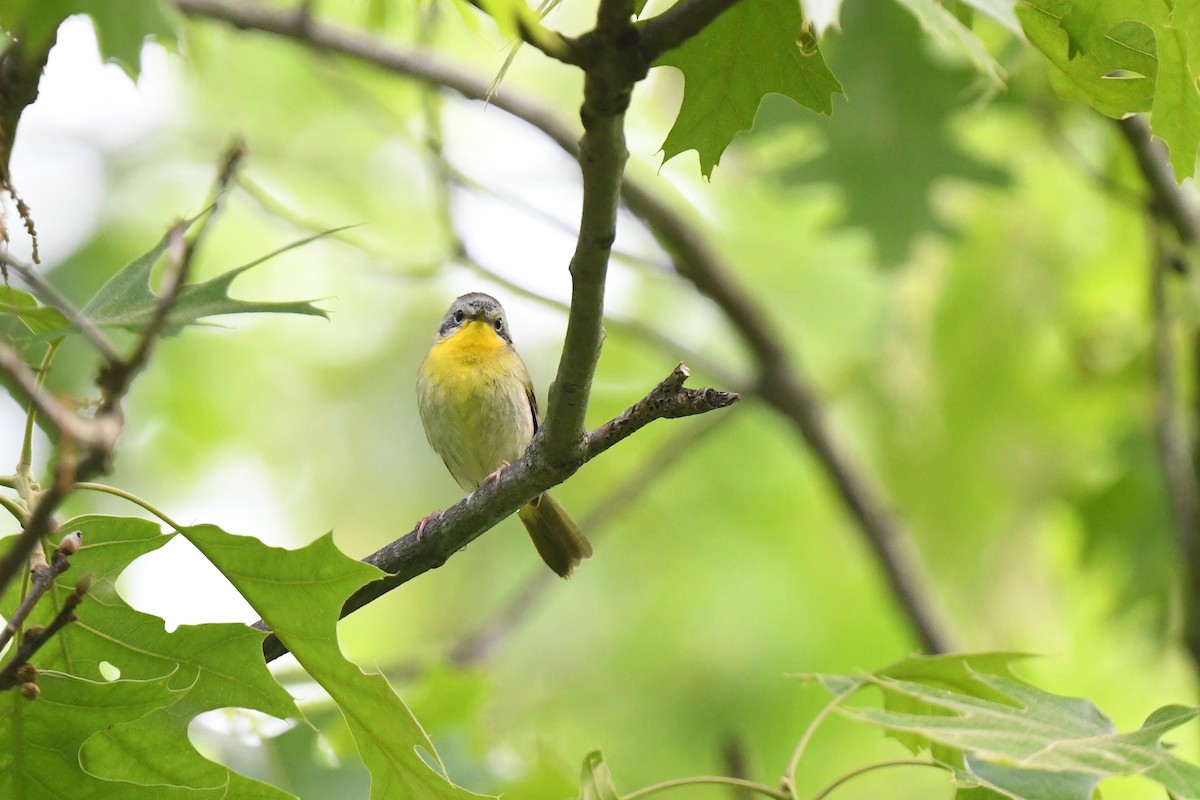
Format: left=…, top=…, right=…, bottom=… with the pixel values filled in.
left=1116, top=116, right=1200, bottom=245
left=0, top=571, right=91, bottom=691
left=0, top=462, right=68, bottom=601
left=260, top=365, right=737, bottom=661
left=0, top=252, right=123, bottom=363
left=1148, top=216, right=1200, bottom=667
left=0, top=343, right=115, bottom=450
left=0, top=532, right=78, bottom=653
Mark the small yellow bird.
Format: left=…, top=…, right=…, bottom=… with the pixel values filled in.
left=416, top=292, right=593, bottom=577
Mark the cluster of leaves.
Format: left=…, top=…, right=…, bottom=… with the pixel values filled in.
left=581, top=653, right=1200, bottom=799
left=6, top=511, right=1200, bottom=797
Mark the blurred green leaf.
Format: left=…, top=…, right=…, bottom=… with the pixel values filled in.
left=953, top=0, right=1023, bottom=33
left=578, top=750, right=620, bottom=800
left=826, top=657, right=1200, bottom=799
left=180, top=524, right=489, bottom=800
left=70, top=221, right=329, bottom=338
left=654, top=0, right=843, bottom=177
left=0, top=517, right=294, bottom=798
left=0, top=0, right=175, bottom=77
left=893, top=0, right=1005, bottom=85
left=777, top=0, right=1008, bottom=262
left=0, top=285, right=67, bottom=337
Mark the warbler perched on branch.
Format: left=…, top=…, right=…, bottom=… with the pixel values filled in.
left=416, top=292, right=593, bottom=577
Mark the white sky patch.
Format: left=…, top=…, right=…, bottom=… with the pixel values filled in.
left=4, top=16, right=177, bottom=266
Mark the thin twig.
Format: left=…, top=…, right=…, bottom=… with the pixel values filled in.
left=0, top=343, right=109, bottom=449
left=0, top=252, right=122, bottom=363
left=258, top=364, right=738, bottom=661
left=0, top=461, right=70, bottom=600
left=638, top=0, right=742, bottom=61
left=621, top=775, right=789, bottom=800
left=807, top=760, right=944, bottom=800
left=0, top=532, right=77, bottom=652
left=0, top=571, right=91, bottom=691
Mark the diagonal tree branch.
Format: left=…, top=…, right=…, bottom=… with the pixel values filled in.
left=256, top=365, right=736, bottom=661
left=177, top=0, right=956, bottom=655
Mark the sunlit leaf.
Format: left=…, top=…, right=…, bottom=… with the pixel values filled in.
left=180, top=524, right=489, bottom=800
left=0, top=518, right=295, bottom=798
left=1018, top=0, right=1200, bottom=179
left=820, top=655, right=1200, bottom=799
left=654, top=0, right=843, bottom=177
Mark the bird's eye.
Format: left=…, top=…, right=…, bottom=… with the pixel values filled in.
left=453, top=310, right=464, bottom=324
left=493, top=318, right=504, bottom=333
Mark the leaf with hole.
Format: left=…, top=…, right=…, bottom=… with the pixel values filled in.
left=180, top=524, right=489, bottom=800
left=0, top=517, right=296, bottom=798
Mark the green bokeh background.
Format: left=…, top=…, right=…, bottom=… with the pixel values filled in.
left=5, top=0, right=1197, bottom=797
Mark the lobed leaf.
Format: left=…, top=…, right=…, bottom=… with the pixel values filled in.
left=71, top=222, right=331, bottom=339
left=817, top=653, right=1200, bottom=799
left=0, top=0, right=175, bottom=78
left=1018, top=0, right=1200, bottom=179
left=179, top=524, right=489, bottom=800
left=0, top=517, right=296, bottom=798
left=654, top=0, right=843, bottom=177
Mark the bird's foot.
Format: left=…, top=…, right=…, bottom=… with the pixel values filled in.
left=480, top=461, right=512, bottom=487
left=416, top=509, right=443, bottom=540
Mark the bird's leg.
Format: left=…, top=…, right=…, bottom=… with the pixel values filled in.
left=416, top=509, right=443, bottom=540
left=480, top=460, right=512, bottom=487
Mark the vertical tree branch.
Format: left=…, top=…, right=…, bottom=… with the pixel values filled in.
left=539, top=0, right=640, bottom=457
left=1116, top=114, right=1200, bottom=673
left=1149, top=224, right=1200, bottom=665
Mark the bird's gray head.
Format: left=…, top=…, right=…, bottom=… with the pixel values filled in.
left=436, top=292, right=512, bottom=343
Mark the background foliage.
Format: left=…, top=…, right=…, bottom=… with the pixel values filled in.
left=2, top=0, right=1200, bottom=798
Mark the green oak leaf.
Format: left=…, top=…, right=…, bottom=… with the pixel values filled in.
left=67, top=220, right=330, bottom=338
left=775, top=0, right=1008, bottom=263
left=654, top=0, right=843, bottom=177
left=820, top=655, right=1200, bottom=799
left=893, top=0, right=1005, bottom=85
left=0, top=517, right=299, bottom=799
left=1018, top=0, right=1200, bottom=179
left=0, top=0, right=175, bottom=78
left=0, top=285, right=68, bottom=337
left=579, top=750, right=620, bottom=800
left=0, top=671, right=184, bottom=800
left=180, top=524, right=489, bottom=800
